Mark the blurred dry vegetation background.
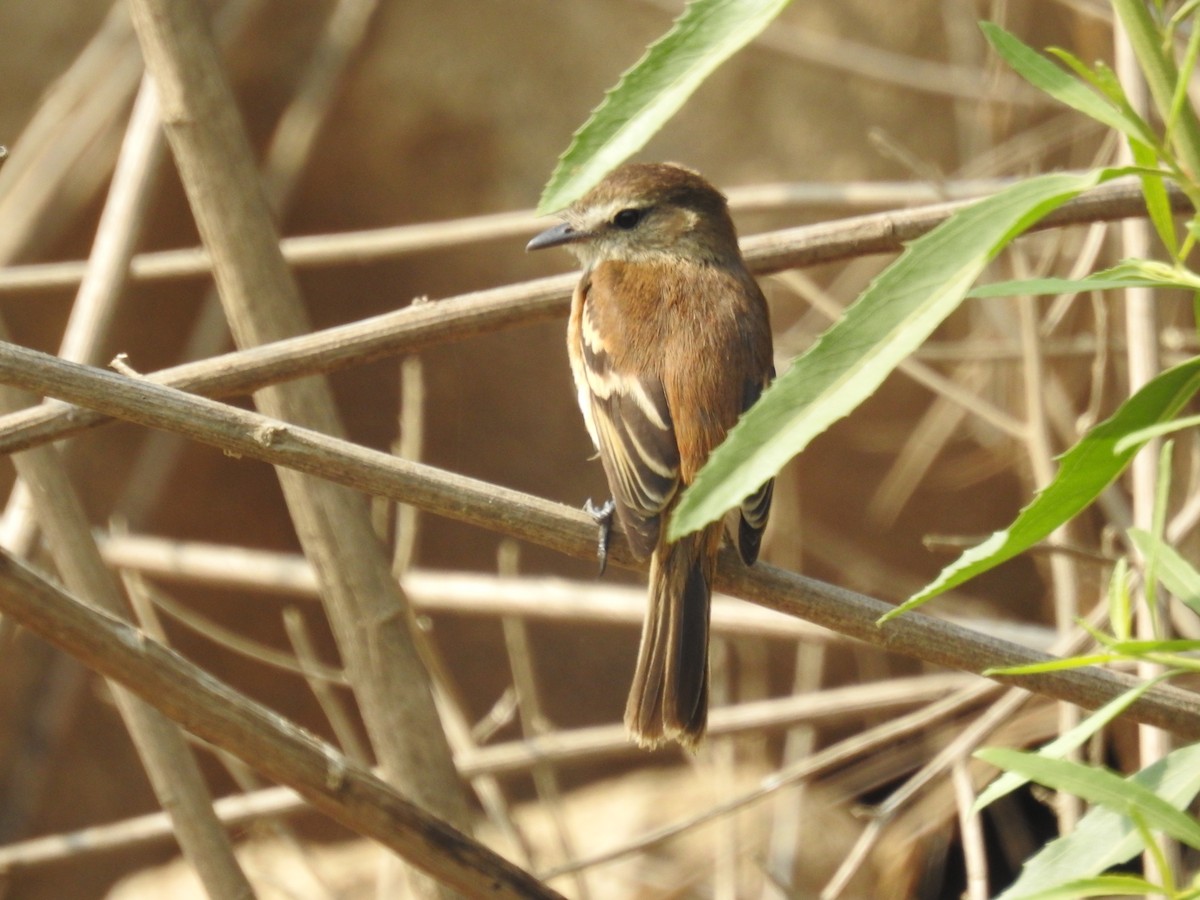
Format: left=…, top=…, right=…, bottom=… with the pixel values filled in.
left=0, top=0, right=1191, bottom=898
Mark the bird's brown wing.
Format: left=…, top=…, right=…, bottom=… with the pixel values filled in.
left=736, top=368, right=774, bottom=564
left=576, top=286, right=680, bottom=561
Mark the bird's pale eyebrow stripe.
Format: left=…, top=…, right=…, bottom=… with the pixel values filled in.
left=584, top=199, right=646, bottom=229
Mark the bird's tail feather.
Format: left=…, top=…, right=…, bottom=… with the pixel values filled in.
left=624, top=525, right=719, bottom=749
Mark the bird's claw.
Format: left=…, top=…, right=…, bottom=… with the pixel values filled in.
left=584, top=498, right=615, bottom=576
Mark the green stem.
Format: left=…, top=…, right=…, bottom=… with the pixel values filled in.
left=1113, top=0, right=1200, bottom=180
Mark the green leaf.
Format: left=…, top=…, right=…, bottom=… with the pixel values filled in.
left=984, top=23, right=1157, bottom=146
left=1109, top=259, right=1200, bottom=289
left=1168, top=7, right=1200, bottom=134
left=1103, top=638, right=1200, bottom=654
left=536, top=0, right=792, bottom=213
left=1112, top=0, right=1200, bottom=179
left=1129, top=527, right=1200, bottom=615
left=968, top=276, right=1141, bottom=298
left=1116, top=411, right=1200, bottom=452
left=1109, top=557, right=1132, bottom=642
left=979, top=749, right=1200, bottom=851
left=1128, top=137, right=1178, bottom=255
left=968, top=258, right=1200, bottom=297
left=974, top=677, right=1164, bottom=812
left=668, top=170, right=1112, bottom=542
left=1046, top=48, right=1124, bottom=103
left=995, top=744, right=1200, bottom=899
left=887, top=355, right=1200, bottom=621
left=1011, top=874, right=1163, bottom=900
left=985, top=654, right=1119, bottom=675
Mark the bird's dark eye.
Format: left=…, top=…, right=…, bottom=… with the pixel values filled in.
left=612, top=207, right=645, bottom=229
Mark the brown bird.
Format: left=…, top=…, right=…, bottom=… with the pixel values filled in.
left=527, top=162, right=774, bottom=748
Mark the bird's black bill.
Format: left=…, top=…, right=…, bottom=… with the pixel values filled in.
left=526, top=220, right=581, bottom=252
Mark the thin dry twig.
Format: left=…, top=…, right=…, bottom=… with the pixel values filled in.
left=140, top=578, right=346, bottom=683
left=497, top=542, right=589, bottom=897
left=282, top=608, right=370, bottom=764
left=541, top=685, right=994, bottom=881
left=635, top=0, right=1046, bottom=105
left=952, top=760, right=989, bottom=900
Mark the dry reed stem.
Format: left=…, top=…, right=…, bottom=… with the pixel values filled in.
left=114, top=0, right=385, bottom=533
left=0, top=178, right=1019, bottom=294
left=125, top=10, right=471, bottom=900
left=94, top=533, right=1059, bottom=651
left=0, top=672, right=970, bottom=878
left=0, top=411, right=254, bottom=898
left=0, top=18, right=254, bottom=896
left=1114, top=17, right=1177, bottom=884
left=0, top=547, right=563, bottom=900
left=952, top=759, right=989, bottom=900
left=496, top=542, right=590, bottom=896
left=0, top=179, right=1184, bottom=464
left=386, top=358, right=538, bottom=870
left=0, top=340, right=1196, bottom=738
left=541, top=684, right=999, bottom=880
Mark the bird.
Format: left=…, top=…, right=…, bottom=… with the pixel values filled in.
left=527, top=162, right=774, bottom=749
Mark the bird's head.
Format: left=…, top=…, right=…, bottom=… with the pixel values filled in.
left=527, top=163, right=741, bottom=269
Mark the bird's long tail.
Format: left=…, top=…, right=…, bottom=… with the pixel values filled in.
left=624, top=523, right=721, bottom=749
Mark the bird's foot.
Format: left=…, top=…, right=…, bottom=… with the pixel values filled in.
left=583, top=498, right=615, bottom=576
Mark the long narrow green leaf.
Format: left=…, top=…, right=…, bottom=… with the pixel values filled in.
left=668, top=170, right=1111, bottom=541
left=1128, top=136, right=1178, bottom=256
left=1117, top=411, right=1200, bottom=450
left=1110, top=558, right=1133, bottom=641
left=536, top=0, right=792, bottom=213
left=979, top=749, right=1200, bottom=850
left=969, top=259, right=1200, bottom=298
left=1105, top=638, right=1200, bottom=653
left=1112, top=0, right=1200, bottom=179
left=969, top=276, right=1147, bottom=298
left=983, top=23, right=1157, bottom=146
left=1012, top=875, right=1162, bottom=900
left=974, top=677, right=1164, bottom=812
left=886, top=355, right=1200, bottom=621
left=985, top=654, right=1120, bottom=675
left=995, top=744, right=1200, bottom=899
left=1129, top=527, right=1200, bottom=615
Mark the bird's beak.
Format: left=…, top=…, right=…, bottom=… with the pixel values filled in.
left=526, top=221, right=585, bottom=252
